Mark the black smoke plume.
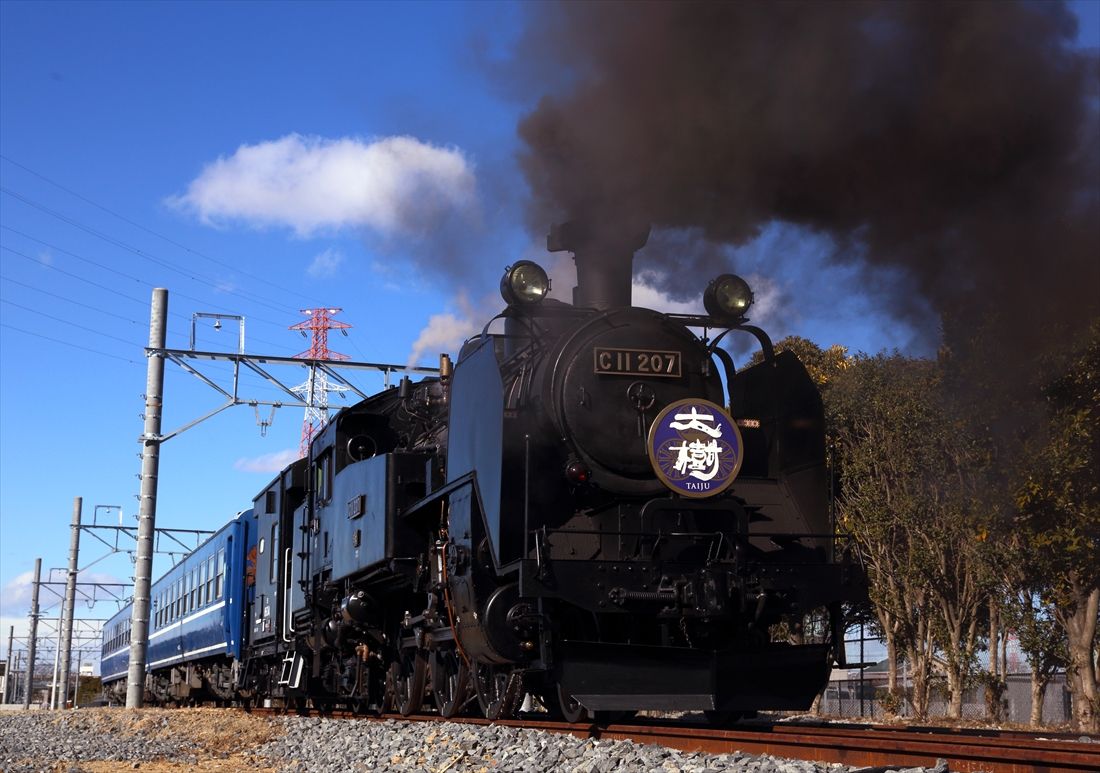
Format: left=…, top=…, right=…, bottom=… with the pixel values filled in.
left=515, top=0, right=1100, bottom=359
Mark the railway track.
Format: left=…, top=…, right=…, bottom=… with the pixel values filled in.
left=252, top=707, right=1099, bottom=772
left=249, top=708, right=1100, bottom=773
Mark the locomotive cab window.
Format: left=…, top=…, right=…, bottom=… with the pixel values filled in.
left=265, top=489, right=277, bottom=514
left=314, top=451, right=333, bottom=504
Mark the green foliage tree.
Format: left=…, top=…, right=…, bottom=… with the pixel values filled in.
left=1015, top=322, right=1100, bottom=733
left=828, top=353, right=997, bottom=719
left=1003, top=588, right=1068, bottom=725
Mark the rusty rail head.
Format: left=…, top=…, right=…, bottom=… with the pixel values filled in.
left=247, top=707, right=1100, bottom=773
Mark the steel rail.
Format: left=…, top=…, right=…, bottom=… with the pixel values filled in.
left=246, top=707, right=1098, bottom=773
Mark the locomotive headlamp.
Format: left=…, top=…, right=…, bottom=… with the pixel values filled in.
left=501, top=261, right=550, bottom=307
left=703, top=274, right=754, bottom=320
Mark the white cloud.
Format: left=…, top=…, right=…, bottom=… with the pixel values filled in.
left=0, top=571, right=35, bottom=615
left=631, top=271, right=782, bottom=328
left=406, top=291, right=504, bottom=367
left=0, top=570, right=124, bottom=618
left=743, top=273, right=782, bottom=326
left=169, top=133, right=477, bottom=237
left=308, top=248, right=344, bottom=279
left=234, top=448, right=300, bottom=473
left=631, top=280, right=702, bottom=315
left=0, top=615, right=29, bottom=644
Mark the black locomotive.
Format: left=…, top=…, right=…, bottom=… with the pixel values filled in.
left=236, top=222, right=861, bottom=720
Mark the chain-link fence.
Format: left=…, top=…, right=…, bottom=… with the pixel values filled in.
left=819, top=671, right=1073, bottom=725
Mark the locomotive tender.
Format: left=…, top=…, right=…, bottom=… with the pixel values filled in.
left=103, top=224, right=862, bottom=720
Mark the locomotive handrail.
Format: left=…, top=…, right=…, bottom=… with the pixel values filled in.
left=539, top=526, right=856, bottom=543
left=401, top=471, right=478, bottom=525
left=662, top=315, right=777, bottom=362
left=282, top=548, right=295, bottom=643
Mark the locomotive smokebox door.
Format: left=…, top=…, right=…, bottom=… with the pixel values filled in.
left=547, top=307, right=725, bottom=495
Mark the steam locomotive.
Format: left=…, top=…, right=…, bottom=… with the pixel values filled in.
left=102, top=224, right=862, bottom=720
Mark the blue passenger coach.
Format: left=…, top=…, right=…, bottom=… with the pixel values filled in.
left=100, top=513, right=252, bottom=704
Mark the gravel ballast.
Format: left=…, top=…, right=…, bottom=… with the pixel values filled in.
left=0, top=708, right=951, bottom=773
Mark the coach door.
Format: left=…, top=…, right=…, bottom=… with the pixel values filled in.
left=251, top=485, right=280, bottom=646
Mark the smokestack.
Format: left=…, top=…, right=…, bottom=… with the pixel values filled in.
left=548, top=220, right=650, bottom=309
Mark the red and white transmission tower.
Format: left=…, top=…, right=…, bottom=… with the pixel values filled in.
left=290, top=308, right=351, bottom=457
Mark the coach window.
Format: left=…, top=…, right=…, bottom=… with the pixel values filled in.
left=176, top=578, right=184, bottom=618
left=206, top=557, right=215, bottom=602
left=216, top=548, right=225, bottom=599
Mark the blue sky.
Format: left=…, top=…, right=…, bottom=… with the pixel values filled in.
left=2, top=0, right=1098, bottom=671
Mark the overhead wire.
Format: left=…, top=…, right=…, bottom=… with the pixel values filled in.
left=0, top=277, right=297, bottom=394
left=1, top=187, right=300, bottom=320
left=1, top=165, right=397, bottom=404
left=0, top=163, right=383, bottom=359
left=0, top=153, right=323, bottom=308
left=0, top=239, right=294, bottom=351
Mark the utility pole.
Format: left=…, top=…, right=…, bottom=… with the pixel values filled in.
left=58, top=496, right=81, bottom=709
left=127, top=288, right=167, bottom=708
left=23, top=558, right=41, bottom=709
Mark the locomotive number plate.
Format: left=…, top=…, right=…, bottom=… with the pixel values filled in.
left=593, top=347, right=682, bottom=377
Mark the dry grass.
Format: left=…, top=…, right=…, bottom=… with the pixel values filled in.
left=29, top=707, right=282, bottom=772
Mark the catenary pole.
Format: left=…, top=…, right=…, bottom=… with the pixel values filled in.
left=126, top=288, right=168, bottom=708
left=50, top=625, right=61, bottom=709
left=58, top=496, right=82, bottom=709
left=23, top=557, right=41, bottom=709
left=3, top=625, right=12, bottom=703
left=74, top=650, right=83, bottom=707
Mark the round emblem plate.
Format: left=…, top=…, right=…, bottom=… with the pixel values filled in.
left=646, top=398, right=744, bottom=498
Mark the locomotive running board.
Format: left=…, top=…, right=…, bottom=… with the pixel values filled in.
left=556, top=640, right=830, bottom=712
